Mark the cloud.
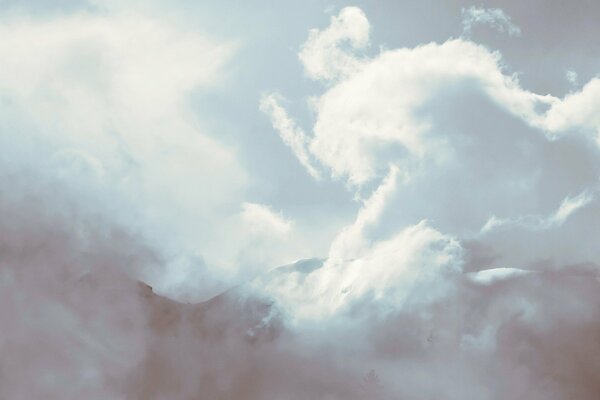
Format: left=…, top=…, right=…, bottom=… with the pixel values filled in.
left=466, top=266, right=532, bottom=285
left=298, top=6, right=370, bottom=83
left=0, top=11, right=241, bottom=209
left=0, top=7, right=302, bottom=299
left=461, top=6, right=522, bottom=37
left=265, top=6, right=600, bottom=274
left=241, top=202, right=293, bottom=237
left=566, top=69, right=579, bottom=86
left=260, top=167, right=463, bottom=320
left=481, top=189, right=595, bottom=232
left=266, top=9, right=550, bottom=185
left=259, top=93, right=321, bottom=179
left=233, top=202, right=301, bottom=276
left=543, top=78, right=600, bottom=138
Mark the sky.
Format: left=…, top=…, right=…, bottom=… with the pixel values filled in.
left=2, top=1, right=600, bottom=399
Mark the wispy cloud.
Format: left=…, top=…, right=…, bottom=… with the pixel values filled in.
left=259, top=93, right=321, bottom=179
left=461, top=6, right=522, bottom=37
left=481, top=190, right=595, bottom=233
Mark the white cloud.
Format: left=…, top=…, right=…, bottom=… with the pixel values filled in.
left=543, top=78, right=600, bottom=139
left=259, top=93, right=321, bottom=179
left=298, top=6, right=370, bottom=83
left=553, top=190, right=594, bottom=223
left=261, top=167, right=463, bottom=319
left=566, top=69, right=579, bottom=86
left=192, top=201, right=308, bottom=284
left=461, top=6, right=522, bottom=37
left=264, top=8, right=558, bottom=186
left=481, top=190, right=594, bottom=233
left=267, top=6, right=600, bottom=199
left=284, top=36, right=552, bottom=185
left=467, top=267, right=532, bottom=285
left=265, top=217, right=463, bottom=320
left=240, top=202, right=293, bottom=237
left=311, top=220, right=461, bottom=317
left=326, top=166, right=400, bottom=263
